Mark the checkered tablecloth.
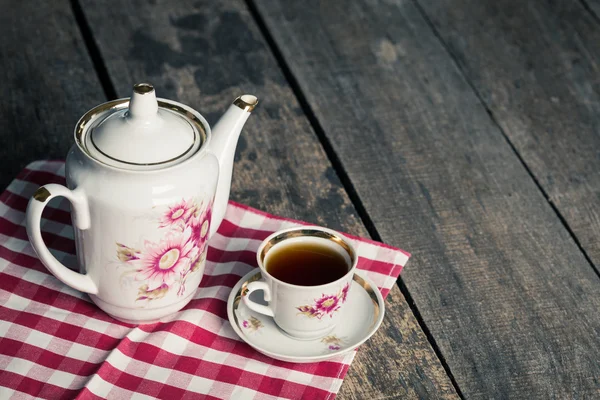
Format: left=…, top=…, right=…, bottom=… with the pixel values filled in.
left=0, top=161, right=410, bottom=399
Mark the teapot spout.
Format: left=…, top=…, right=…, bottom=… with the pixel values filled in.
left=207, top=95, right=258, bottom=237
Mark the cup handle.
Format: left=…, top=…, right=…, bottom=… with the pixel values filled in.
left=26, top=184, right=98, bottom=294
left=241, top=281, right=274, bottom=317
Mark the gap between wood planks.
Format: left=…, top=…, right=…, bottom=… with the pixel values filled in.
left=410, top=0, right=600, bottom=283
left=69, top=0, right=464, bottom=396
left=579, top=0, right=600, bottom=24
left=244, top=0, right=465, bottom=398
left=70, top=0, right=117, bottom=100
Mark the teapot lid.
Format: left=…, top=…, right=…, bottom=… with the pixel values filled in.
left=75, top=83, right=206, bottom=170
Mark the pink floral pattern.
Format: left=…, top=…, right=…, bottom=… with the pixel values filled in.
left=159, top=198, right=194, bottom=229
left=117, top=198, right=212, bottom=301
left=315, top=295, right=340, bottom=314
left=241, top=316, right=263, bottom=332
left=116, top=243, right=140, bottom=262
left=340, top=283, right=350, bottom=303
left=135, top=228, right=196, bottom=291
left=190, top=205, right=212, bottom=244
left=321, top=335, right=345, bottom=351
left=296, top=282, right=351, bottom=319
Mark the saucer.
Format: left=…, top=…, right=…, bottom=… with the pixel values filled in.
left=227, top=270, right=385, bottom=363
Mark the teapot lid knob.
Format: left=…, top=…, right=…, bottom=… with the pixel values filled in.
left=129, top=83, right=159, bottom=119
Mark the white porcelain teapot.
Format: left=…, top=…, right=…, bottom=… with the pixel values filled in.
left=26, top=83, right=258, bottom=324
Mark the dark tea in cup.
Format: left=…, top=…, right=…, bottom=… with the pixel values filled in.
left=265, top=241, right=349, bottom=286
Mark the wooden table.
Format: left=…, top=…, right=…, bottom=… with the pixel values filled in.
left=2, top=0, right=600, bottom=398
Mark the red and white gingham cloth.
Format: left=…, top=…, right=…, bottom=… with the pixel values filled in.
left=0, top=161, right=410, bottom=399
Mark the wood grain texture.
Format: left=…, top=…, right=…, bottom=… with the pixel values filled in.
left=582, top=0, right=600, bottom=20
left=0, top=0, right=105, bottom=190
left=252, top=0, right=600, bottom=398
left=78, top=0, right=458, bottom=398
left=416, top=0, right=600, bottom=287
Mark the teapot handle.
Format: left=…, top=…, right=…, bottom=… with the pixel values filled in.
left=26, top=184, right=98, bottom=294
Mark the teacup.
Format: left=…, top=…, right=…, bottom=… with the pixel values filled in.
left=242, top=226, right=357, bottom=340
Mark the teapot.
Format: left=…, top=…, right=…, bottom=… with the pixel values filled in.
left=25, top=83, right=258, bottom=324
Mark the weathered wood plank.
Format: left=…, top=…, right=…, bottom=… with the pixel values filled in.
left=78, top=0, right=458, bottom=398
left=416, top=0, right=600, bottom=285
left=582, top=0, right=600, bottom=20
left=0, top=0, right=105, bottom=190
left=252, top=0, right=600, bottom=398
